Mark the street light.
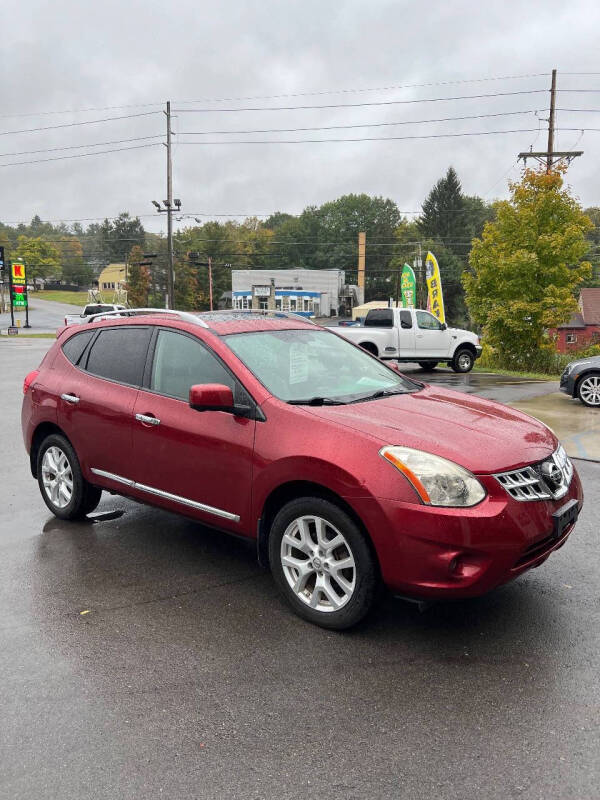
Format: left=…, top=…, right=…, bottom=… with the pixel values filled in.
left=151, top=199, right=182, bottom=310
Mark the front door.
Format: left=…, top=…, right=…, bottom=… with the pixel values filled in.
left=131, top=328, right=256, bottom=534
left=414, top=310, right=450, bottom=359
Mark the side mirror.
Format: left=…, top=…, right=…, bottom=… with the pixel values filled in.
left=189, top=383, right=234, bottom=412
left=387, top=361, right=401, bottom=372
left=189, top=384, right=253, bottom=418
left=440, top=323, right=447, bottom=330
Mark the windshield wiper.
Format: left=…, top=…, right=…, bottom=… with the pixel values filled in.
left=348, top=388, right=411, bottom=403
left=288, top=396, right=347, bottom=406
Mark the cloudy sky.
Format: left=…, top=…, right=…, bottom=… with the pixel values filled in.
left=1, top=0, right=599, bottom=234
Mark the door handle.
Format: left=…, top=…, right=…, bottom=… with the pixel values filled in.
left=135, top=413, right=161, bottom=426
left=61, top=393, right=80, bottom=404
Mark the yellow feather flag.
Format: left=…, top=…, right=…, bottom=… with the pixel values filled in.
left=425, top=252, right=446, bottom=324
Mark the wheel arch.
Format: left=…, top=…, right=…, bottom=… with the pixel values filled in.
left=452, top=341, right=477, bottom=358
left=359, top=341, right=379, bottom=357
left=256, top=480, right=377, bottom=571
left=30, top=422, right=71, bottom=478
left=575, top=368, right=600, bottom=398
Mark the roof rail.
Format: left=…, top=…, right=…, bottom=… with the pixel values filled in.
left=83, top=308, right=210, bottom=328
left=197, top=309, right=317, bottom=325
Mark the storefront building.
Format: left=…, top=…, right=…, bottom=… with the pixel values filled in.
left=231, top=269, right=349, bottom=318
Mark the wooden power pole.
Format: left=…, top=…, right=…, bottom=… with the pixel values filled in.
left=357, top=232, right=366, bottom=305
left=519, top=69, right=583, bottom=170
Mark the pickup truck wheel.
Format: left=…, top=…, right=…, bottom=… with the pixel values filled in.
left=451, top=348, right=475, bottom=373
left=269, top=497, right=379, bottom=630
left=359, top=342, right=378, bottom=357
left=37, top=434, right=102, bottom=520
left=418, top=362, right=438, bottom=370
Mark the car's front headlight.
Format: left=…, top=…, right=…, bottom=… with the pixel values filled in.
left=380, top=446, right=487, bottom=507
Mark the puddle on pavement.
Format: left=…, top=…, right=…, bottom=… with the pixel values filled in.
left=509, top=393, right=600, bottom=461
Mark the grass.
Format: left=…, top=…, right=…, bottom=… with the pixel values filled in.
left=473, top=365, right=559, bottom=381
left=31, top=290, right=89, bottom=306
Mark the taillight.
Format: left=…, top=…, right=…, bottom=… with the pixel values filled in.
left=23, top=370, right=40, bottom=395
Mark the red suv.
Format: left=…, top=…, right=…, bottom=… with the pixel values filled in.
left=22, top=310, right=583, bottom=629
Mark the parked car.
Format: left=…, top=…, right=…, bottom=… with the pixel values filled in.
left=332, top=307, right=482, bottom=372
left=560, top=355, right=600, bottom=408
left=22, top=309, right=582, bottom=629
left=64, top=303, right=126, bottom=326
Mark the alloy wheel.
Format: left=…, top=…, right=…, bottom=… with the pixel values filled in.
left=579, top=375, right=600, bottom=407
left=280, top=515, right=356, bottom=612
left=41, top=446, right=73, bottom=509
left=457, top=352, right=473, bottom=371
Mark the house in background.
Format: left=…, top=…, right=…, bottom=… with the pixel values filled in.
left=555, top=288, right=600, bottom=353
left=98, top=263, right=127, bottom=292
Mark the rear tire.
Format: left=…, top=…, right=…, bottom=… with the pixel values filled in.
left=577, top=371, right=600, bottom=408
left=268, top=497, right=379, bottom=630
left=359, top=342, right=378, bottom=357
left=418, top=361, right=438, bottom=370
left=37, top=434, right=102, bottom=520
left=451, top=348, right=475, bottom=373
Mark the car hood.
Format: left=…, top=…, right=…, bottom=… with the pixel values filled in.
left=303, top=385, right=557, bottom=473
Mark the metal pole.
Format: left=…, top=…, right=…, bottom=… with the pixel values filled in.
left=208, top=256, right=213, bottom=311
left=166, top=101, right=174, bottom=309
left=8, top=262, right=15, bottom=327
left=547, top=69, right=557, bottom=174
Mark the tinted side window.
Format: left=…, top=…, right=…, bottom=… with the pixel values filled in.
left=416, top=311, right=442, bottom=331
left=364, top=309, right=393, bottom=328
left=400, top=310, right=413, bottom=329
left=151, top=330, right=237, bottom=401
left=62, top=330, right=95, bottom=366
left=85, top=327, right=151, bottom=385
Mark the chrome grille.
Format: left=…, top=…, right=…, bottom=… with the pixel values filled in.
left=494, top=445, right=573, bottom=502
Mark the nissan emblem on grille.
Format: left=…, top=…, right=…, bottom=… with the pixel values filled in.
left=494, top=446, right=573, bottom=502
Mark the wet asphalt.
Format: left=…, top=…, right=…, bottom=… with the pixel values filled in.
left=1, top=340, right=599, bottom=800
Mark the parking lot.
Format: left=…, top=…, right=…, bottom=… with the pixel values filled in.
left=1, top=339, right=599, bottom=800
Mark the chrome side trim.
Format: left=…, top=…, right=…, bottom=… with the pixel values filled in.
left=135, top=483, right=240, bottom=521
left=90, top=468, right=239, bottom=522
left=91, top=468, right=134, bottom=487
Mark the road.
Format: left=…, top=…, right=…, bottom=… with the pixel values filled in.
left=0, top=296, right=78, bottom=333
left=1, top=340, right=598, bottom=800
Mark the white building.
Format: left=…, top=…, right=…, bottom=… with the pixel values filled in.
left=231, top=268, right=348, bottom=317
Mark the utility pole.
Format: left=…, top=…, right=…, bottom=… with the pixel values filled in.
left=208, top=256, right=213, bottom=311
left=166, top=101, right=174, bottom=309
left=518, top=70, right=583, bottom=170
left=546, top=68, right=557, bottom=174
left=151, top=102, right=181, bottom=309
left=357, top=232, right=366, bottom=305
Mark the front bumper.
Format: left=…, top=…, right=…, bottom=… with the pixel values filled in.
left=474, top=345, right=483, bottom=359
left=350, top=465, right=583, bottom=599
left=559, top=369, right=576, bottom=397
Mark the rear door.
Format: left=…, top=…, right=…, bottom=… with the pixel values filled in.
left=414, top=310, right=451, bottom=359
left=130, top=328, right=256, bottom=534
left=57, top=325, right=152, bottom=484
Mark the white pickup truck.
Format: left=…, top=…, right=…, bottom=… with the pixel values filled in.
left=332, top=307, right=482, bottom=373
left=64, top=303, right=126, bottom=326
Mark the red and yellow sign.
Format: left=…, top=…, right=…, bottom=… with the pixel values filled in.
left=11, top=262, right=26, bottom=284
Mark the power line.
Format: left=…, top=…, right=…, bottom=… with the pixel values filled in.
left=173, top=89, right=550, bottom=114
left=0, top=134, right=164, bottom=159
left=179, top=109, right=545, bottom=136
left=0, top=111, right=162, bottom=138
left=176, top=127, right=547, bottom=145
left=174, top=72, right=550, bottom=104
left=0, top=142, right=161, bottom=168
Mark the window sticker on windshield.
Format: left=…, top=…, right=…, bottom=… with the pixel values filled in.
left=289, top=343, right=309, bottom=384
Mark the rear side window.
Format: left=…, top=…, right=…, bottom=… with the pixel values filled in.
left=150, top=329, right=235, bottom=401
left=62, top=330, right=95, bottom=366
left=85, top=327, right=151, bottom=386
left=399, top=310, right=413, bottom=329
left=364, top=309, right=393, bottom=327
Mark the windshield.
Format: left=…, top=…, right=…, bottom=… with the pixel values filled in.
left=225, top=328, right=419, bottom=403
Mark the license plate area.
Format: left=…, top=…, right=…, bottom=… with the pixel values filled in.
left=552, top=498, right=579, bottom=539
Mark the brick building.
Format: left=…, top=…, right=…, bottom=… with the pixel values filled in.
left=555, top=288, right=600, bottom=353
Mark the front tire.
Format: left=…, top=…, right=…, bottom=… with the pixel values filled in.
left=451, top=348, right=475, bottom=373
left=37, top=434, right=102, bottom=520
left=577, top=372, right=600, bottom=408
left=268, top=497, right=379, bottom=630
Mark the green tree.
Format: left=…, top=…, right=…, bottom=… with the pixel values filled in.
left=126, top=246, right=151, bottom=306
left=15, top=236, right=61, bottom=282
left=57, top=237, right=93, bottom=286
left=419, top=166, right=470, bottom=252
left=464, top=168, right=592, bottom=368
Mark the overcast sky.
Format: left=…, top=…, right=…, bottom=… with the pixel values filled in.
left=1, top=0, right=599, bottom=234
